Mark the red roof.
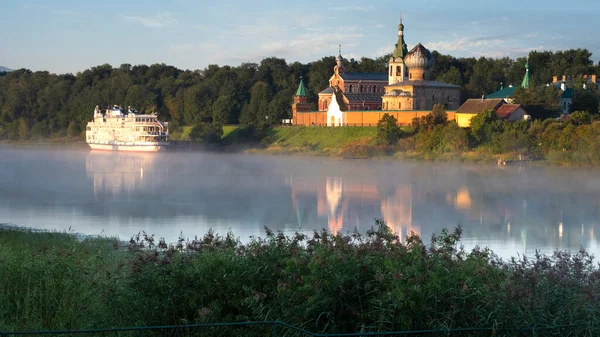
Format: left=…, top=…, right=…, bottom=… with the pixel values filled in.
left=495, top=104, right=522, bottom=119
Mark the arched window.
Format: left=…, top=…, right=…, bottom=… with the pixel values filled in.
left=324, top=100, right=328, bottom=109
left=399, top=102, right=402, bottom=110
left=447, top=95, right=450, bottom=101
left=396, top=66, right=401, bottom=76
left=365, top=105, right=370, bottom=110
left=360, top=85, right=363, bottom=92
left=432, top=94, right=435, bottom=100
left=389, top=66, right=393, bottom=76
left=348, top=84, right=352, bottom=93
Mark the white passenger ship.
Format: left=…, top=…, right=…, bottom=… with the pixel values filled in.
left=85, top=105, right=169, bottom=152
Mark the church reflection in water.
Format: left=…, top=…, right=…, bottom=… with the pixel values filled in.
left=288, top=175, right=419, bottom=240
left=81, top=150, right=600, bottom=257
left=286, top=165, right=599, bottom=257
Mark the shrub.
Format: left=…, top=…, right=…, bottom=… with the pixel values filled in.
left=30, top=121, right=49, bottom=140
left=189, top=122, right=223, bottom=143
left=470, top=109, right=498, bottom=143
left=442, top=120, right=470, bottom=152
left=375, top=113, right=402, bottom=146
left=1, top=224, right=600, bottom=336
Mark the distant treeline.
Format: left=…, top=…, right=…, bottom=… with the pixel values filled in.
left=0, top=48, right=598, bottom=140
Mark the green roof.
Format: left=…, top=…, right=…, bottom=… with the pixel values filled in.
left=485, top=86, right=518, bottom=99
left=296, top=77, right=307, bottom=97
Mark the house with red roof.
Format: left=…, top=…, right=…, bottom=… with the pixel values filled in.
left=495, top=104, right=528, bottom=121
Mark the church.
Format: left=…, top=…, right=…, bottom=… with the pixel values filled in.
left=292, top=16, right=461, bottom=127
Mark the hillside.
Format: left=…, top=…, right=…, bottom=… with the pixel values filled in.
left=0, top=66, right=12, bottom=72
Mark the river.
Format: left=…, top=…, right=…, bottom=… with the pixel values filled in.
left=1, top=144, right=599, bottom=259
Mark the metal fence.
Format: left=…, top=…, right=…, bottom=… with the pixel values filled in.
left=0, top=321, right=591, bottom=337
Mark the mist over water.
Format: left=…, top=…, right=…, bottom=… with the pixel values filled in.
left=1, top=144, right=599, bottom=259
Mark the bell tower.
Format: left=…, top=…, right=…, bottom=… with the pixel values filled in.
left=335, top=45, right=345, bottom=75
left=388, top=13, right=408, bottom=85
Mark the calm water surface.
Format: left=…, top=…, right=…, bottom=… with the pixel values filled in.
left=1, top=145, right=599, bottom=259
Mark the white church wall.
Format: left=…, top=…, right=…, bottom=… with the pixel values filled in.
left=327, top=92, right=345, bottom=126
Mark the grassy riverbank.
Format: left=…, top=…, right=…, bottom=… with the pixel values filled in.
left=236, top=126, right=523, bottom=163
left=1, top=223, right=598, bottom=336
left=241, top=115, right=600, bottom=167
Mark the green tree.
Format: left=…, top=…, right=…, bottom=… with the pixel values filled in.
left=67, top=121, right=81, bottom=138
left=189, top=122, right=223, bottom=143
left=17, top=118, right=29, bottom=140
left=513, top=86, right=562, bottom=119
left=30, top=121, right=49, bottom=140
left=571, top=90, right=599, bottom=115
left=211, top=94, right=232, bottom=126
left=240, top=81, right=271, bottom=126
left=376, top=113, right=402, bottom=146
left=443, top=121, right=469, bottom=152
left=470, top=109, right=499, bottom=143
left=436, top=66, right=463, bottom=86
left=568, top=111, right=592, bottom=125
left=420, top=104, right=448, bottom=129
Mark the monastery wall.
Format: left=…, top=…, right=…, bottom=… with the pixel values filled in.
left=293, top=111, right=456, bottom=126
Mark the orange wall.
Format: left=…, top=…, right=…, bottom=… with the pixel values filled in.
left=344, top=111, right=456, bottom=126
left=293, top=111, right=456, bottom=127
left=293, top=112, right=327, bottom=126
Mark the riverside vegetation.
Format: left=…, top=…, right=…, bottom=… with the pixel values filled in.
left=2, top=49, right=600, bottom=166
left=246, top=106, right=600, bottom=166
left=1, top=222, right=599, bottom=336
left=0, top=49, right=598, bottom=142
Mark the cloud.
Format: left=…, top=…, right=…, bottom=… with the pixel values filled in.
left=376, top=24, right=385, bottom=28
left=425, top=34, right=550, bottom=59
left=472, top=45, right=548, bottom=58
left=332, top=5, right=376, bottom=12
left=257, top=27, right=363, bottom=58
left=119, top=12, right=177, bottom=28
left=426, top=37, right=505, bottom=52
left=374, top=45, right=393, bottom=57
left=523, top=32, right=539, bottom=39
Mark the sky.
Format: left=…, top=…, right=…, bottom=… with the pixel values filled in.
left=1, top=0, right=600, bottom=74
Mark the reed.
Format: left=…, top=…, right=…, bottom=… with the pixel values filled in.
left=0, top=223, right=598, bottom=336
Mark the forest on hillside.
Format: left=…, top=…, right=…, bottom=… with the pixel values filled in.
left=0, top=48, right=598, bottom=140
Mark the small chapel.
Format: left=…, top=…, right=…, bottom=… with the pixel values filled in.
left=292, top=15, right=462, bottom=127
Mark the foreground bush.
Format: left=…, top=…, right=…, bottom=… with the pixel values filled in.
left=1, top=222, right=599, bottom=336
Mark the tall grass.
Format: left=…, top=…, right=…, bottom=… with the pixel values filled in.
left=1, top=223, right=598, bottom=336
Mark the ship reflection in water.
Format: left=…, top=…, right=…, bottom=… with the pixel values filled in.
left=83, top=151, right=266, bottom=241
left=1, top=146, right=599, bottom=260
left=86, top=151, right=157, bottom=197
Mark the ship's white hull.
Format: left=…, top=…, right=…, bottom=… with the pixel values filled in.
left=88, top=142, right=169, bottom=152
